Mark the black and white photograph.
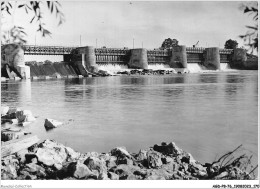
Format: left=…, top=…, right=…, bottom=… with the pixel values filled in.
left=1, top=0, right=259, bottom=188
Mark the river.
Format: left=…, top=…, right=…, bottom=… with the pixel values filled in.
left=1, top=70, right=258, bottom=164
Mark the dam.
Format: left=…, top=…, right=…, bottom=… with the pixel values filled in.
left=0, top=43, right=253, bottom=79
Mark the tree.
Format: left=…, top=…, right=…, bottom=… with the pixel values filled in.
left=239, top=3, right=258, bottom=53
left=224, top=39, right=238, bottom=49
left=160, top=38, right=179, bottom=50
left=1, top=1, right=65, bottom=44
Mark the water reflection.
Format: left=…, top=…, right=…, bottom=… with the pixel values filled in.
left=1, top=80, right=21, bottom=106
left=224, top=84, right=239, bottom=99
left=199, top=74, right=218, bottom=83
left=225, top=74, right=246, bottom=83
left=19, top=80, right=32, bottom=103
left=162, top=87, right=184, bottom=99
left=128, top=77, right=149, bottom=85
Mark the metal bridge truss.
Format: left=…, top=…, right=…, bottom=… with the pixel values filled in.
left=147, top=49, right=171, bottom=64
left=186, top=47, right=233, bottom=63
left=219, top=49, right=233, bottom=63
left=95, top=48, right=130, bottom=64
left=23, top=45, right=75, bottom=55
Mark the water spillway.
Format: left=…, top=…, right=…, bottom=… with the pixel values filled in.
left=220, top=63, right=233, bottom=71
left=187, top=63, right=205, bottom=73
left=97, top=63, right=129, bottom=73
left=28, top=62, right=78, bottom=78
left=147, top=63, right=171, bottom=70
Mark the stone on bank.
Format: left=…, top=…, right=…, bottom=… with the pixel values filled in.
left=44, top=118, right=63, bottom=129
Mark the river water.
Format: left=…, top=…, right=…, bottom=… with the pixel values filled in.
left=1, top=70, right=258, bottom=164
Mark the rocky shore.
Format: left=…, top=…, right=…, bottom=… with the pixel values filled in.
left=1, top=107, right=256, bottom=180
left=2, top=139, right=256, bottom=180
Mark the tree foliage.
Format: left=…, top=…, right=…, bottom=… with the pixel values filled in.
left=1, top=1, right=65, bottom=44
left=224, top=39, right=238, bottom=49
left=239, top=3, right=258, bottom=53
left=160, top=38, right=179, bottom=50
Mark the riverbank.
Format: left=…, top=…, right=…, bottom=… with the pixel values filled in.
left=1, top=139, right=256, bottom=180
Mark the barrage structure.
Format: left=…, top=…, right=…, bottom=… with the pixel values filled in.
left=1, top=43, right=248, bottom=79
left=19, top=45, right=234, bottom=66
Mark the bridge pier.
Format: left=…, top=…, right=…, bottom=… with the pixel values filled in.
left=76, top=46, right=98, bottom=73
left=204, top=47, right=220, bottom=70
left=128, top=48, right=148, bottom=69
left=71, top=54, right=89, bottom=76
left=169, top=45, right=187, bottom=68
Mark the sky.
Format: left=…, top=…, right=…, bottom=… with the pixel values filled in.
left=1, top=1, right=258, bottom=49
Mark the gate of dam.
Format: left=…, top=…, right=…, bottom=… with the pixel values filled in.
left=1, top=43, right=247, bottom=79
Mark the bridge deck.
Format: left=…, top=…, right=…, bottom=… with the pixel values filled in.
left=21, top=45, right=233, bottom=56
left=23, top=45, right=76, bottom=55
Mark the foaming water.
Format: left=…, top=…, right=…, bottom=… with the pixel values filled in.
left=148, top=63, right=172, bottom=70
left=187, top=63, right=203, bottom=73
left=187, top=63, right=205, bottom=73
left=220, top=63, right=236, bottom=72
left=220, top=63, right=230, bottom=70
left=1, top=71, right=258, bottom=165
left=187, top=63, right=236, bottom=73
left=98, top=64, right=128, bottom=73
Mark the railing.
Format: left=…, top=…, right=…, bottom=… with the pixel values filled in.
left=147, top=49, right=171, bottom=57
left=95, top=48, right=130, bottom=56
left=186, top=47, right=205, bottom=53
left=186, top=47, right=233, bottom=55
left=219, top=49, right=233, bottom=54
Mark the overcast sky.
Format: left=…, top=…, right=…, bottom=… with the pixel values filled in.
left=1, top=1, right=257, bottom=49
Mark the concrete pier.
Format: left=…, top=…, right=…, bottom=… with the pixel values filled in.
left=128, top=49, right=148, bottom=69
left=169, top=45, right=187, bottom=68
left=204, top=47, right=220, bottom=70
left=72, top=54, right=89, bottom=76
left=76, top=46, right=98, bottom=72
